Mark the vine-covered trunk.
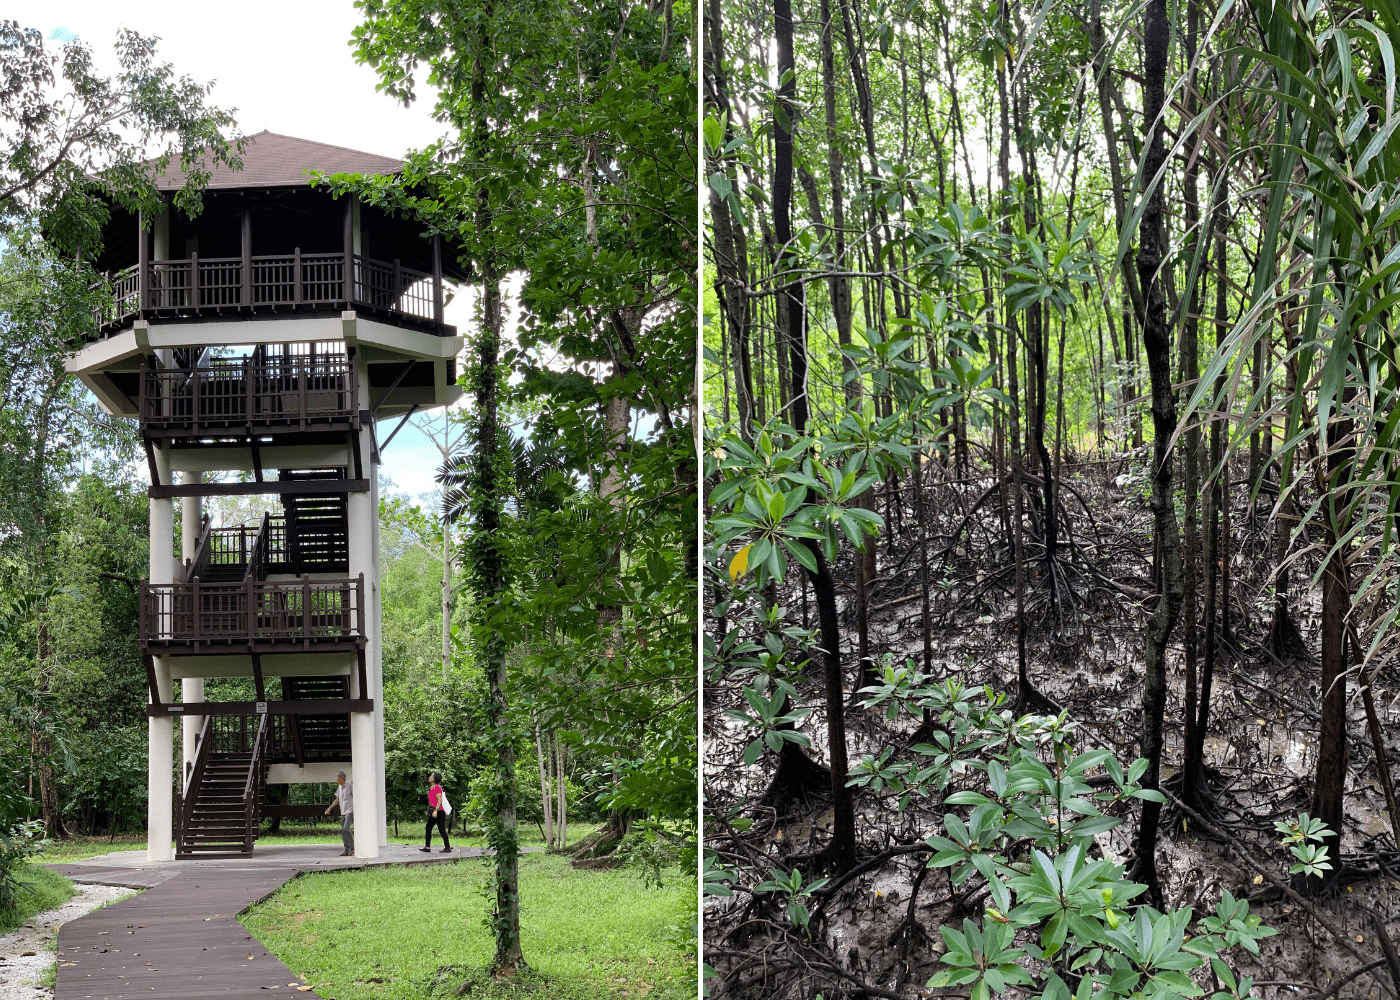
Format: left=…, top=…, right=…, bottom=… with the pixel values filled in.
left=471, top=7, right=523, bottom=970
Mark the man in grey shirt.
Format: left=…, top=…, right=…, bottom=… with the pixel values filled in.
left=325, top=770, right=354, bottom=856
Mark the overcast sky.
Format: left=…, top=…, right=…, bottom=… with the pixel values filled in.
left=14, top=0, right=480, bottom=501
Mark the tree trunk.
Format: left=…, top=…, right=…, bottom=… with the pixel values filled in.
left=1186, top=157, right=1230, bottom=792
left=772, top=0, right=807, bottom=431
left=1130, top=0, right=1183, bottom=908
left=996, top=21, right=1036, bottom=712
left=536, top=728, right=554, bottom=850
left=819, top=0, right=854, bottom=406
left=1179, top=0, right=1204, bottom=805
left=1309, top=410, right=1354, bottom=890
left=703, top=0, right=755, bottom=435
left=442, top=499, right=453, bottom=679
left=472, top=8, right=524, bottom=969
left=551, top=733, right=562, bottom=845
left=802, top=540, right=856, bottom=873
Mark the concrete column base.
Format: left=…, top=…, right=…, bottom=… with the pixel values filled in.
left=350, top=712, right=379, bottom=858
left=147, top=715, right=174, bottom=863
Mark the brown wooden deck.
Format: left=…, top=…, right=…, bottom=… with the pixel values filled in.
left=46, top=845, right=482, bottom=999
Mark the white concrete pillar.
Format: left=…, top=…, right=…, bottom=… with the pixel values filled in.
left=147, top=441, right=175, bottom=863
left=347, top=354, right=380, bottom=858
left=180, top=472, right=204, bottom=780
left=370, top=466, right=388, bottom=846
left=349, top=697, right=379, bottom=858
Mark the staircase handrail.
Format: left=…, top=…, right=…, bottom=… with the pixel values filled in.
left=245, top=512, right=271, bottom=582
left=243, top=713, right=268, bottom=801
left=176, top=714, right=213, bottom=854
left=185, top=514, right=213, bottom=583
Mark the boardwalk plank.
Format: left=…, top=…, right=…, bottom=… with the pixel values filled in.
left=45, top=846, right=486, bottom=1000
left=52, top=869, right=317, bottom=1000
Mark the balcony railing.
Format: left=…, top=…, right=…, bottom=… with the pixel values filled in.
left=140, top=574, right=366, bottom=651
left=205, top=713, right=350, bottom=765
left=140, top=354, right=358, bottom=436
left=185, top=513, right=347, bottom=581
left=94, top=250, right=444, bottom=335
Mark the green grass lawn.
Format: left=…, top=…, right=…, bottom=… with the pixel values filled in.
left=0, top=865, right=76, bottom=930
left=36, top=820, right=576, bottom=864
left=241, top=851, right=696, bottom=1000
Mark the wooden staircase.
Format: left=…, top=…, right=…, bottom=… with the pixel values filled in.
left=280, top=472, right=349, bottom=573
left=177, top=716, right=268, bottom=857
left=282, top=676, right=352, bottom=761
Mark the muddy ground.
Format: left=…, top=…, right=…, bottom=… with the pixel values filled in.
left=704, top=454, right=1400, bottom=1000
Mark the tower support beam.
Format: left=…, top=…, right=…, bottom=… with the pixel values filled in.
left=180, top=471, right=205, bottom=782
left=148, top=441, right=175, bottom=863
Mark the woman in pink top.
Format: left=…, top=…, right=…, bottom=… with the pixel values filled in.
left=421, top=771, right=452, bottom=853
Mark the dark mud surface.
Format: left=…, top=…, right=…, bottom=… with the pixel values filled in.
left=705, top=457, right=1400, bottom=1000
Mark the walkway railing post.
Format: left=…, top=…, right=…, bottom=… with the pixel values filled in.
left=302, top=574, right=312, bottom=649
left=342, top=199, right=354, bottom=304
left=137, top=210, right=148, bottom=317
left=191, top=577, right=200, bottom=650
left=432, top=234, right=444, bottom=327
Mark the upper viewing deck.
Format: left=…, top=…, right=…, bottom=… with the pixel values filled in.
left=80, top=132, right=467, bottom=343
left=96, top=248, right=446, bottom=336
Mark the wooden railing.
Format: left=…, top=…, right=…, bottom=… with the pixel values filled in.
left=244, top=513, right=271, bottom=582
left=94, top=250, right=443, bottom=333
left=139, top=574, right=366, bottom=649
left=176, top=714, right=213, bottom=855
left=243, top=715, right=268, bottom=851
left=185, top=514, right=214, bottom=583
left=139, top=354, right=358, bottom=436
left=207, top=713, right=350, bottom=767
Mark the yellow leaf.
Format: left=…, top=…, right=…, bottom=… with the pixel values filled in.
left=1256, top=719, right=1267, bottom=726
left=1252, top=875, right=1264, bottom=885
left=1357, top=935, right=1365, bottom=943
left=729, top=544, right=752, bottom=582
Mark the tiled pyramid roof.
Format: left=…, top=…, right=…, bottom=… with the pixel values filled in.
left=146, top=130, right=403, bottom=190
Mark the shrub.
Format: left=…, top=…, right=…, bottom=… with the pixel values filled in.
left=60, top=724, right=146, bottom=836
left=0, top=819, right=52, bottom=926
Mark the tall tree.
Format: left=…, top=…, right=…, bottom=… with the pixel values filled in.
left=1128, top=0, right=1180, bottom=906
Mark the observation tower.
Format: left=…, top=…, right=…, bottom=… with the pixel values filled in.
left=67, top=132, right=464, bottom=860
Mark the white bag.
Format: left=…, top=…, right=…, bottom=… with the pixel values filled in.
left=441, top=791, right=453, bottom=816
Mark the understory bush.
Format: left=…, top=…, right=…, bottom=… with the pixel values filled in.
left=59, top=724, right=146, bottom=836
left=714, top=661, right=1286, bottom=999
left=0, top=819, right=52, bottom=927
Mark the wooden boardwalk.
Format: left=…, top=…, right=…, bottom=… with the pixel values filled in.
left=47, top=846, right=482, bottom=1000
